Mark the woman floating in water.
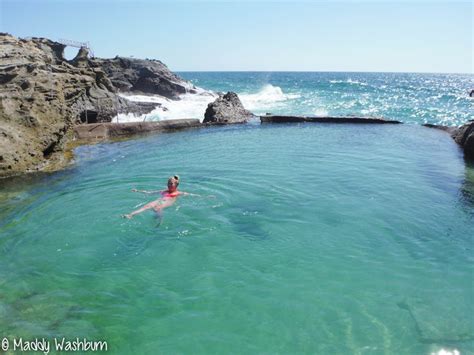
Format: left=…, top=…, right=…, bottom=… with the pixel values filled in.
left=123, top=175, right=199, bottom=219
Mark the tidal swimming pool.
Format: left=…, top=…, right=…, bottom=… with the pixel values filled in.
left=1, top=123, right=473, bottom=354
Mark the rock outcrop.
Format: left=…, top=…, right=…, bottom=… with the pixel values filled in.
left=92, top=56, right=196, bottom=99
left=451, top=121, right=474, bottom=159
left=0, top=33, right=195, bottom=178
left=203, top=92, right=253, bottom=124
left=69, top=46, right=90, bottom=68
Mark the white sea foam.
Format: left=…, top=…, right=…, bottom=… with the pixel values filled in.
left=115, top=88, right=218, bottom=122
left=314, top=108, right=329, bottom=116
left=430, top=348, right=460, bottom=355
left=114, top=84, right=300, bottom=122
left=329, top=79, right=368, bottom=86
left=239, top=84, right=300, bottom=111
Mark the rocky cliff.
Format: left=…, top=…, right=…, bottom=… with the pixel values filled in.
left=0, top=33, right=195, bottom=178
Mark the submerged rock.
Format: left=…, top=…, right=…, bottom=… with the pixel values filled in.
left=203, top=92, right=253, bottom=124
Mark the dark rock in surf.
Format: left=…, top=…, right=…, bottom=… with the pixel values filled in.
left=91, top=56, right=195, bottom=99
left=203, top=92, right=254, bottom=124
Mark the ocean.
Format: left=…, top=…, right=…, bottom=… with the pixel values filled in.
left=117, top=72, right=473, bottom=125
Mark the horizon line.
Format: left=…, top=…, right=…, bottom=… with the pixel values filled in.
left=174, top=70, right=473, bottom=75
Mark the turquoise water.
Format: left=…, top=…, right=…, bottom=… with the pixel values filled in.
left=179, top=72, right=473, bottom=126
left=1, top=123, right=473, bottom=354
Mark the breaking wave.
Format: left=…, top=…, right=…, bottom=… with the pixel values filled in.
left=239, top=84, right=300, bottom=111
left=115, top=84, right=299, bottom=122
left=115, top=88, right=218, bottom=123
left=113, top=72, right=471, bottom=125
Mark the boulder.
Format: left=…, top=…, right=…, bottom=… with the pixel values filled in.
left=203, top=92, right=253, bottom=124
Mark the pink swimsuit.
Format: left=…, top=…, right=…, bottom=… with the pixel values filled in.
left=161, top=191, right=179, bottom=198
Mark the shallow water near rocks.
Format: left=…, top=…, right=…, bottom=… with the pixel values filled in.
left=1, top=123, right=473, bottom=354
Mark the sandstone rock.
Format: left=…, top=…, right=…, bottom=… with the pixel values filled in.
left=203, top=92, right=253, bottom=124
left=0, top=34, right=119, bottom=176
left=70, top=46, right=90, bottom=68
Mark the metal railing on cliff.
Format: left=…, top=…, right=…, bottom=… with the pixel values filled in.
left=57, top=38, right=95, bottom=58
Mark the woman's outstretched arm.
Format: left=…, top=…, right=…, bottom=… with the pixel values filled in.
left=132, top=188, right=163, bottom=195
left=180, top=191, right=215, bottom=198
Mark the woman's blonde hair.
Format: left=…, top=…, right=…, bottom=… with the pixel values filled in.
left=168, top=175, right=180, bottom=186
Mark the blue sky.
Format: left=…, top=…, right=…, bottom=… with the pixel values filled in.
left=1, top=0, right=472, bottom=73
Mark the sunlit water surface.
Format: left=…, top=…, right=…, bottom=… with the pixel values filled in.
left=1, top=124, right=473, bottom=354
left=117, top=72, right=473, bottom=126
